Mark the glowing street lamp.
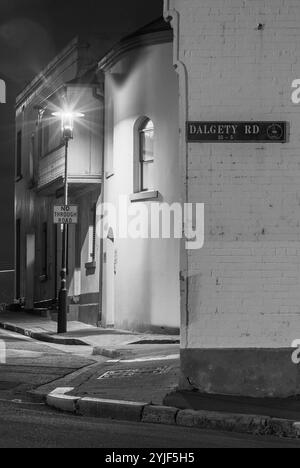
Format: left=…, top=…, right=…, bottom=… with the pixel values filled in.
left=52, top=109, right=84, bottom=334
left=52, top=111, right=84, bottom=140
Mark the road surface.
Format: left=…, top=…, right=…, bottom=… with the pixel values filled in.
left=0, top=328, right=299, bottom=448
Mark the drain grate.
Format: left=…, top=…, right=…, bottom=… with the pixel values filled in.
left=98, top=366, right=170, bottom=380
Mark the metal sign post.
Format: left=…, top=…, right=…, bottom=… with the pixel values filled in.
left=51, top=109, right=84, bottom=335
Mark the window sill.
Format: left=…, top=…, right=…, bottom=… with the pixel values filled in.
left=130, top=190, right=159, bottom=203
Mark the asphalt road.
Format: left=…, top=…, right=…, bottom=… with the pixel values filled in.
left=0, top=328, right=299, bottom=448
left=0, top=400, right=299, bottom=448
left=0, top=328, right=94, bottom=401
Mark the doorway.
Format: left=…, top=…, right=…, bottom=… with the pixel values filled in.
left=103, top=228, right=115, bottom=327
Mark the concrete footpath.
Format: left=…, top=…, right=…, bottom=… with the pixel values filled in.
left=0, top=311, right=179, bottom=358
left=2, top=311, right=300, bottom=441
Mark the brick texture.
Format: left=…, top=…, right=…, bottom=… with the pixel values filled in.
left=170, top=0, right=300, bottom=348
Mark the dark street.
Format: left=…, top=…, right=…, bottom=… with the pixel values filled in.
left=2, top=0, right=300, bottom=451
left=0, top=328, right=94, bottom=400
left=0, top=400, right=299, bottom=448
left=0, top=328, right=298, bottom=448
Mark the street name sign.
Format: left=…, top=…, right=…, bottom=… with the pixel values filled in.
left=187, top=121, right=287, bottom=143
left=54, top=205, right=78, bottom=224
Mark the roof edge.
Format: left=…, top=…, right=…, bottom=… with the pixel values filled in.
left=98, top=29, right=173, bottom=72
left=16, top=37, right=82, bottom=107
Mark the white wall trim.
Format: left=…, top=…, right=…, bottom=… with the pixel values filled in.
left=130, top=190, right=159, bottom=203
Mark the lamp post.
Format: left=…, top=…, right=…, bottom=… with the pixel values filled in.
left=52, top=110, right=84, bottom=334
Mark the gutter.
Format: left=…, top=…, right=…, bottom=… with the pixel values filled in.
left=163, top=2, right=190, bottom=348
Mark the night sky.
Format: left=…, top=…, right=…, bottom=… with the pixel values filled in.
left=0, top=0, right=163, bottom=270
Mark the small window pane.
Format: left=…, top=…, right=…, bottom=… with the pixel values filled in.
left=144, top=120, right=154, bottom=132
left=29, top=134, right=35, bottom=181
left=140, top=120, right=154, bottom=162
left=141, top=132, right=154, bottom=162
left=139, top=119, right=155, bottom=192
left=142, top=161, right=155, bottom=191
left=41, top=222, right=48, bottom=276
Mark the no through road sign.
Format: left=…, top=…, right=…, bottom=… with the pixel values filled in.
left=54, top=205, right=78, bottom=224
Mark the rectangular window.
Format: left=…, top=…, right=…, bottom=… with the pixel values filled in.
left=38, top=114, right=63, bottom=159
left=75, top=224, right=81, bottom=269
left=41, top=222, right=48, bottom=278
left=29, top=134, right=35, bottom=183
left=48, top=118, right=63, bottom=154
left=139, top=119, right=154, bottom=192
left=38, top=122, right=43, bottom=159
left=88, top=203, right=97, bottom=262
left=16, top=130, right=22, bottom=178
left=43, top=120, right=50, bottom=155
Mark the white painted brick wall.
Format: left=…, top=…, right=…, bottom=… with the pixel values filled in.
left=170, top=0, right=300, bottom=348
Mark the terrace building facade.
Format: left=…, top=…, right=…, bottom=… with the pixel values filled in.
left=15, top=20, right=181, bottom=332
left=16, top=0, right=300, bottom=399
left=15, top=37, right=104, bottom=325
left=164, top=0, right=300, bottom=398
left=98, top=20, right=180, bottom=331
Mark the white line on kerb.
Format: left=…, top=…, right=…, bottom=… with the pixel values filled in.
left=49, top=387, right=74, bottom=396
left=107, top=354, right=180, bottom=364
left=0, top=270, right=14, bottom=274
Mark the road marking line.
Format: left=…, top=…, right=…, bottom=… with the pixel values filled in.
left=106, top=354, right=179, bottom=364
left=49, top=387, right=74, bottom=396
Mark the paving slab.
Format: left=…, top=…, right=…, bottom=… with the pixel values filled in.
left=0, top=311, right=180, bottom=354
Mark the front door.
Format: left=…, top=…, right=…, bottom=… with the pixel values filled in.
left=103, top=229, right=115, bottom=327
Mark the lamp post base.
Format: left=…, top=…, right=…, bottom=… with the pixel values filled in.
left=58, top=288, right=67, bottom=334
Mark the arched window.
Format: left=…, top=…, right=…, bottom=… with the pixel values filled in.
left=139, top=118, right=155, bottom=192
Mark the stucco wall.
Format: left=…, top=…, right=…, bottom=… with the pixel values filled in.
left=102, top=40, right=180, bottom=332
